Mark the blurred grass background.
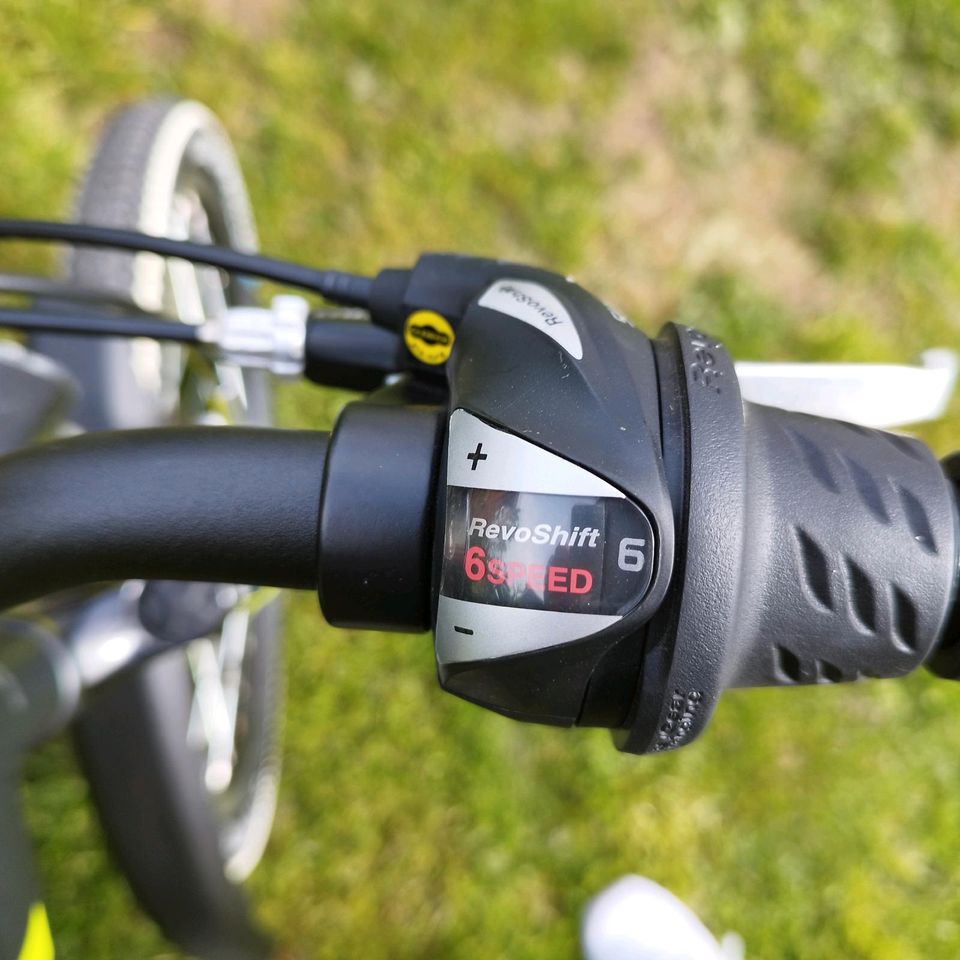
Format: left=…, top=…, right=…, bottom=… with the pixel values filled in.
left=6, top=0, right=960, bottom=957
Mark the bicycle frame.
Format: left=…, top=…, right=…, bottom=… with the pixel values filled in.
left=0, top=617, right=77, bottom=960
left=0, top=579, right=186, bottom=960
left=0, top=338, right=198, bottom=959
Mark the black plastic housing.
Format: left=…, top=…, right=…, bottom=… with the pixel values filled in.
left=317, top=402, right=444, bottom=631
left=378, top=252, right=960, bottom=754
left=403, top=256, right=677, bottom=729
left=303, top=318, right=401, bottom=391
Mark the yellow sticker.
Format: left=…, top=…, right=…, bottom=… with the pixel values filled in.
left=403, top=311, right=455, bottom=365
left=18, top=903, right=54, bottom=960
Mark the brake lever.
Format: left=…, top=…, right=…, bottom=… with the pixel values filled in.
left=735, top=349, right=959, bottom=428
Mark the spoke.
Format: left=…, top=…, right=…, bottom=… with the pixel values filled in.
left=186, top=638, right=234, bottom=791
left=171, top=187, right=262, bottom=798
left=214, top=360, right=249, bottom=416
left=186, top=592, right=257, bottom=795
left=167, top=192, right=209, bottom=325
left=218, top=606, right=252, bottom=763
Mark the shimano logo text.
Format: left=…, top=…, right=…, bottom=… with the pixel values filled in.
left=496, top=284, right=564, bottom=327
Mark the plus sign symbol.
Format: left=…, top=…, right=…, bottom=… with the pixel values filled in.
left=466, top=442, right=488, bottom=471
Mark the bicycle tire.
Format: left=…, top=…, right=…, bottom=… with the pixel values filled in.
left=29, top=98, right=281, bottom=960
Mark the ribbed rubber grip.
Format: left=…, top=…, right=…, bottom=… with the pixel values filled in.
left=730, top=404, right=956, bottom=687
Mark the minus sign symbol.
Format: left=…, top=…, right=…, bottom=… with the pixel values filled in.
left=453, top=625, right=474, bottom=635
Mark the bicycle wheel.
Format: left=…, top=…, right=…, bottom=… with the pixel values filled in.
left=29, top=99, right=281, bottom=960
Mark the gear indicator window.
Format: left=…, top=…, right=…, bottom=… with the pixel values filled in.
left=442, top=486, right=655, bottom=616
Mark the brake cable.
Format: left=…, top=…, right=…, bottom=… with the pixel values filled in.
left=0, top=219, right=375, bottom=307
left=0, top=306, right=202, bottom=343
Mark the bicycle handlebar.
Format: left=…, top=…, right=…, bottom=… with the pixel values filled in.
left=0, top=427, right=327, bottom=609
left=0, top=399, right=444, bottom=631
left=3, top=229, right=960, bottom=757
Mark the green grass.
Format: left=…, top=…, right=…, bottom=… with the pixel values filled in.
left=7, top=0, right=960, bottom=957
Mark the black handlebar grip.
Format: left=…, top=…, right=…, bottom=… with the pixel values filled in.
left=730, top=404, right=956, bottom=687
left=622, top=323, right=959, bottom=754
